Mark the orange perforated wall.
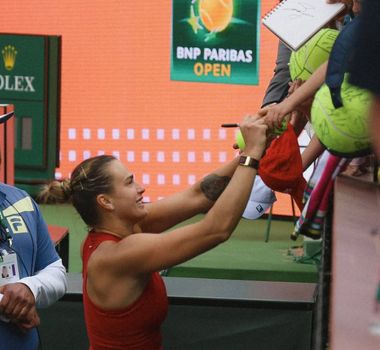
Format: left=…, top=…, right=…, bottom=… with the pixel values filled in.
left=0, top=0, right=297, bottom=215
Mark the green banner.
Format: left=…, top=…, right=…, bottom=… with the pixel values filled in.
left=0, top=33, right=61, bottom=196
left=171, top=0, right=260, bottom=85
left=0, top=35, right=45, bottom=101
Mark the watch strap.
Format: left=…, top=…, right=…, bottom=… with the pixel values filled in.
left=239, top=155, right=259, bottom=170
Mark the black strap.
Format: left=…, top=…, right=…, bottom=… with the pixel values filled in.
left=325, top=16, right=360, bottom=108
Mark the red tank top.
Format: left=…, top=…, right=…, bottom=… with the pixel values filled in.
left=82, top=232, right=168, bottom=350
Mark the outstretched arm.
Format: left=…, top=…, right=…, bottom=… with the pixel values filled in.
left=99, top=116, right=268, bottom=275
left=302, top=134, right=326, bottom=171
left=138, top=156, right=241, bottom=233
left=259, top=62, right=328, bottom=129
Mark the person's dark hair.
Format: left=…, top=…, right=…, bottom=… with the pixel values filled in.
left=38, top=155, right=117, bottom=226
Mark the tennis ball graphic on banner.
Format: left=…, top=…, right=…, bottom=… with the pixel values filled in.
left=311, top=76, right=372, bottom=156
left=289, top=28, right=339, bottom=81
left=198, top=0, right=234, bottom=32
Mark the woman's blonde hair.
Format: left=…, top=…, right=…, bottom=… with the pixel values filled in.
left=37, top=155, right=117, bottom=226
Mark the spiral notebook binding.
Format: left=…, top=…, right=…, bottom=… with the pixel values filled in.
left=262, top=0, right=288, bottom=21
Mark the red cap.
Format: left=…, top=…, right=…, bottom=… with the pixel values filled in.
left=258, top=123, right=307, bottom=210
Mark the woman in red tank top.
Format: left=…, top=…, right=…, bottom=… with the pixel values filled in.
left=38, top=116, right=268, bottom=349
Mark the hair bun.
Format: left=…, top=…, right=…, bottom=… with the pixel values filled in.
left=37, top=179, right=72, bottom=204
left=60, top=179, right=72, bottom=198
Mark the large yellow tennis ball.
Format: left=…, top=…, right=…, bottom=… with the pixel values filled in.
left=311, top=75, right=372, bottom=156
left=198, top=0, right=233, bottom=32
left=289, top=28, right=339, bottom=81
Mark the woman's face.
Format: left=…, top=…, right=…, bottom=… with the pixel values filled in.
left=106, top=160, right=147, bottom=223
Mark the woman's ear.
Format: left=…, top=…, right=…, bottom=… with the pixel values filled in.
left=96, top=194, right=114, bottom=211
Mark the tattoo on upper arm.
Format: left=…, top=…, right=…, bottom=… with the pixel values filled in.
left=200, top=174, right=231, bottom=201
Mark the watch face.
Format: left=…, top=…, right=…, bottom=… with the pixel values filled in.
left=239, top=156, right=259, bottom=169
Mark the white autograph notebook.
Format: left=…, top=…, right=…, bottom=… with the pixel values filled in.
left=262, top=0, right=345, bottom=51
